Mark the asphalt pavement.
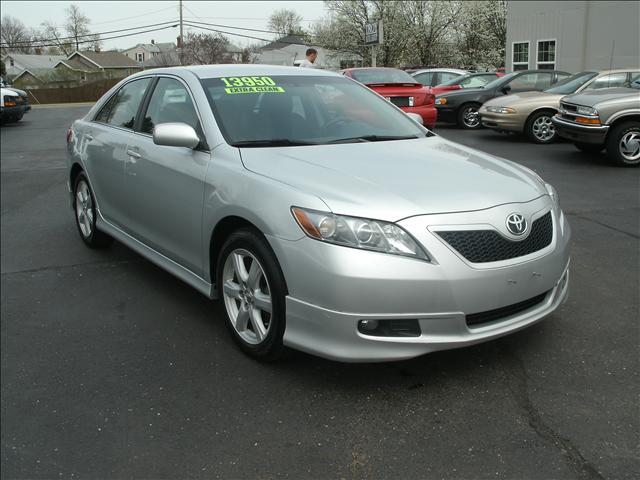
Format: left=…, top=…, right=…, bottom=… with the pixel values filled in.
left=1, top=106, right=638, bottom=479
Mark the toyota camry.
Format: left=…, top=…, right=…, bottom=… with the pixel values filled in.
left=66, top=65, right=571, bottom=362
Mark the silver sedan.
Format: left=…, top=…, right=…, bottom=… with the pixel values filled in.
left=66, top=65, right=571, bottom=362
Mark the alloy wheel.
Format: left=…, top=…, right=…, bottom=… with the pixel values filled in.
left=462, top=106, right=480, bottom=128
left=532, top=115, right=555, bottom=142
left=75, top=180, right=94, bottom=238
left=619, top=131, right=640, bottom=162
left=222, top=249, right=272, bottom=345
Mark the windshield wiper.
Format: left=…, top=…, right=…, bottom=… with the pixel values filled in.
left=328, top=134, right=425, bottom=144
left=232, top=139, right=317, bottom=147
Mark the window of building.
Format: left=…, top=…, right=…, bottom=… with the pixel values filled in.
left=512, top=42, right=529, bottom=71
left=537, top=40, right=556, bottom=69
left=136, top=52, right=144, bottom=62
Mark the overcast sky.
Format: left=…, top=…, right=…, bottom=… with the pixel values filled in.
left=0, top=1, right=327, bottom=49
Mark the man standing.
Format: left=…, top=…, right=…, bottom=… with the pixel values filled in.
left=298, top=48, right=318, bottom=68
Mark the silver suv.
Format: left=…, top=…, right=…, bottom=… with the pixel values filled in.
left=552, top=82, right=640, bottom=166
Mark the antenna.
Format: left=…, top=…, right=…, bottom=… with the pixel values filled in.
left=608, top=40, right=615, bottom=86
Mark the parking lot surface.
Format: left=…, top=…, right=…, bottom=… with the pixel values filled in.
left=2, top=106, right=638, bottom=479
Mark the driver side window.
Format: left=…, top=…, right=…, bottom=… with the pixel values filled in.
left=139, top=78, right=200, bottom=134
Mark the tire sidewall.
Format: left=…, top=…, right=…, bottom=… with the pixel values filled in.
left=457, top=103, right=482, bottom=129
left=607, top=122, right=640, bottom=167
left=73, top=172, right=98, bottom=246
left=217, top=229, right=287, bottom=359
left=526, top=111, right=556, bottom=144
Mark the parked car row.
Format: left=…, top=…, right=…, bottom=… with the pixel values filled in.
left=343, top=66, right=639, bottom=166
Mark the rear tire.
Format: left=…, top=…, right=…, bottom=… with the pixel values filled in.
left=525, top=110, right=557, bottom=144
left=73, top=172, right=113, bottom=248
left=456, top=103, right=482, bottom=129
left=217, top=228, right=287, bottom=361
left=605, top=121, right=640, bottom=167
left=574, top=142, right=603, bottom=153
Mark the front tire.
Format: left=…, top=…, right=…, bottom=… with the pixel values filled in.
left=217, top=228, right=287, bottom=361
left=606, top=121, right=640, bottom=167
left=456, top=103, right=482, bottom=129
left=525, top=110, right=557, bottom=144
left=73, top=172, right=113, bottom=248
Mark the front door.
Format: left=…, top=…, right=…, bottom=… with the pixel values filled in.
left=124, top=77, right=210, bottom=276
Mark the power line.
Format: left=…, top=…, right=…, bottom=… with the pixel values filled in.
left=184, top=19, right=284, bottom=35
left=1, top=20, right=180, bottom=47
left=183, top=22, right=318, bottom=45
left=1, top=24, right=179, bottom=49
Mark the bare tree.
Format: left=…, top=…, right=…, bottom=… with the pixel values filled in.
left=182, top=32, right=232, bottom=65
left=1, top=15, right=34, bottom=54
left=64, top=4, right=101, bottom=52
left=40, top=21, right=73, bottom=56
left=268, top=9, right=305, bottom=36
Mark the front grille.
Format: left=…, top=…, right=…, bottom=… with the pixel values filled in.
left=436, top=212, right=553, bottom=263
left=466, top=291, right=549, bottom=327
left=389, top=96, right=410, bottom=107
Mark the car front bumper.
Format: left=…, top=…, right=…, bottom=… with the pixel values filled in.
left=479, top=110, right=525, bottom=132
left=267, top=197, right=571, bottom=362
left=398, top=104, right=437, bottom=129
left=435, top=105, right=457, bottom=123
left=0, top=105, right=27, bottom=119
left=552, top=116, right=609, bottom=144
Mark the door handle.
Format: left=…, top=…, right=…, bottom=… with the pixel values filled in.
left=126, top=149, right=142, bottom=159
left=85, top=134, right=94, bottom=142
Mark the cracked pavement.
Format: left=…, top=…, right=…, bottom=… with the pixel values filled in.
left=1, top=107, right=638, bottom=479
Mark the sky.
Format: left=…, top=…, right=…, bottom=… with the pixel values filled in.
left=0, top=1, right=327, bottom=49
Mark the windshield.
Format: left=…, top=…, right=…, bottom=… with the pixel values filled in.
left=483, top=72, right=518, bottom=90
left=544, top=71, right=598, bottom=94
left=349, top=68, right=418, bottom=85
left=201, top=75, right=428, bottom=147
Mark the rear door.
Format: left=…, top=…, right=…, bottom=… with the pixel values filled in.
left=85, top=77, right=153, bottom=228
left=124, top=76, right=210, bottom=275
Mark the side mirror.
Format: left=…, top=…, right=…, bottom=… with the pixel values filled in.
left=153, top=122, right=200, bottom=149
left=406, top=112, right=423, bottom=125
left=501, top=85, right=512, bottom=94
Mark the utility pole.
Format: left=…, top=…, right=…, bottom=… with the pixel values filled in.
left=179, top=0, right=184, bottom=65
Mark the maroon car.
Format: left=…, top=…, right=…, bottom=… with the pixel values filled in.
left=342, top=67, right=437, bottom=129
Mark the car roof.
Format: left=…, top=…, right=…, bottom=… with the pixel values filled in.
left=595, top=68, right=640, bottom=74
left=135, top=64, right=339, bottom=79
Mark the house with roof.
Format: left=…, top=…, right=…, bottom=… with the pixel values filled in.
left=255, top=34, right=361, bottom=70
left=38, top=50, right=143, bottom=87
left=1, top=53, right=66, bottom=82
left=121, top=40, right=177, bottom=65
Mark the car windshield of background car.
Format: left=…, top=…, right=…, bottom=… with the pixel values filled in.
left=544, top=72, right=599, bottom=94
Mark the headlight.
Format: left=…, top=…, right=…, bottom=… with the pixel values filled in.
left=291, top=207, right=429, bottom=261
left=576, top=105, right=597, bottom=116
left=545, top=182, right=559, bottom=207
left=486, top=106, right=516, bottom=114
left=435, top=97, right=447, bottom=105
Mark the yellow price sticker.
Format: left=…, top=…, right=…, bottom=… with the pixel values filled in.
left=220, top=76, right=285, bottom=94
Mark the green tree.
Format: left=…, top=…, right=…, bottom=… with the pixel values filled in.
left=268, top=9, right=305, bottom=36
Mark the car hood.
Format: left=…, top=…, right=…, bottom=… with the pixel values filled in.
left=240, top=137, right=546, bottom=221
left=483, top=91, right=563, bottom=108
left=561, top=87, right=640, bottom=106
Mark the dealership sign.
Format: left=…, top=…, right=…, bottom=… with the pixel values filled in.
left=365, top=21, right=383, bottom=45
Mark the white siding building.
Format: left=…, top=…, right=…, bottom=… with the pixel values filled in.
left=506, top=1, right=640, bottom=73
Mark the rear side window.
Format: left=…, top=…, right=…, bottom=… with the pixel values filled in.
left=438, top=72, right=461, bottom=84
left=95, top=78, right=152, bottom=129
left=140, top=78, right=200, bottom=134
left=414, top=72, right=434, bottom=86
left=460, top=75, right=494, bottom=88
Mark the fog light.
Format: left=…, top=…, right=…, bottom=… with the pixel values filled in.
left=358, top=319, right=379, bottom=331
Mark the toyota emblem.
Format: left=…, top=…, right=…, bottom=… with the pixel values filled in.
left=506, top=213, right=527, bottom=236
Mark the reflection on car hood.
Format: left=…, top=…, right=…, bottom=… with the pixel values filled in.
left=240, top=137, right=546, bottom=221
left=483, top=92, right=563, bottom=108
left=436, top=87, right=485, bottom=98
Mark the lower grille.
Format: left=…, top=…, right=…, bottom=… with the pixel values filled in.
left=436, top=212, right=553, bottom=263
left=466, top=291, right=549, bottom=327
